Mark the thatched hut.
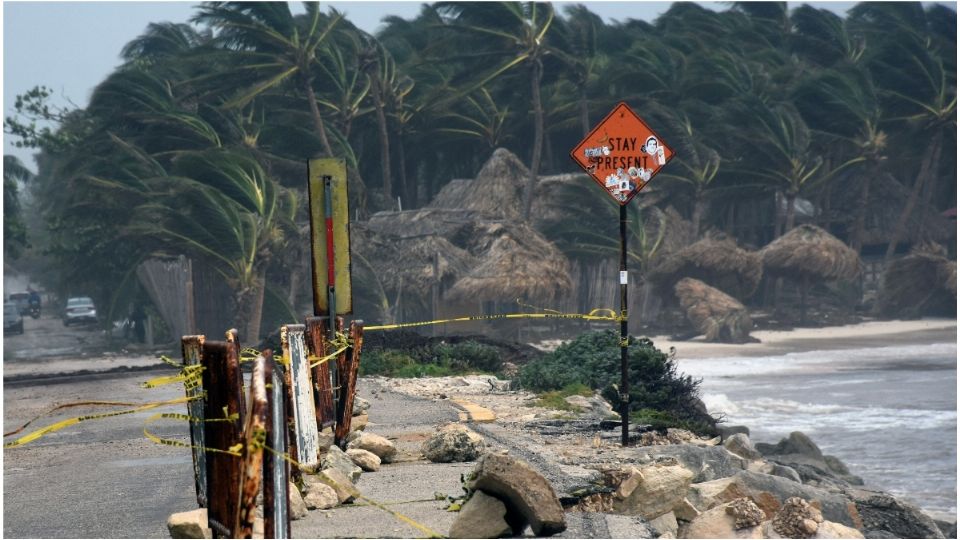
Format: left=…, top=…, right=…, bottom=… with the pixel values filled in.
left=446, top=221, right=572, bottom=304
left=430, top=148, right=528, bottom=220
left=674, top=278, right=755, bottom=343
left=876, top=243, right=957, bottom=318
left=761, top=224, right=862, bottom=321
left=648, top=232, right=763, bottom=300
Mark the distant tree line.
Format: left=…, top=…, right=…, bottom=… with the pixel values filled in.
left=4, top=2, right=955, bottom=336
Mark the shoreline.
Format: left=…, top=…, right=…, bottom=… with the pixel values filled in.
left=649, top=318, right=957, bottom=359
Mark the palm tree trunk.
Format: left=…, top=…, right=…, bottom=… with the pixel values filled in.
left=398, top=136, right=414, bottom=207
left=235, top=272, right=266, bottom=344
left=851, top=170, right=872, bottom=254
left=691, top=190, right=706, bottom=239
left=784, top=192, right=798, bottom=232
left=302, top=76, right=334, bottom=157
left=370, top=68, right=392, bottom=201
left=885, top=131, right=942, bottom=261
left=579, top=86, right=590, bottom=136
left=522, top=58, right=545, bottom=221
left=773, top=191, right=784, bottom=239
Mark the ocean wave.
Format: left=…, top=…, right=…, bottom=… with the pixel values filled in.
left=706, top=393, right=958, bottom=432
left=678, top=342, right=957, bottom=379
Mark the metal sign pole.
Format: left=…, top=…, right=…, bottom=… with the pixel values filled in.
left=322, top=175, right=339, bottom=410
left=619, top=205, right=630, bottom=447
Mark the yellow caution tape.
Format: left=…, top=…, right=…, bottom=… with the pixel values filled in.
left=143, top=412, right=243, bottom=456
left=365, top=307, right=622, bottom=331
left=142, top=358, right=204, bottom=390
left=4, top=395, right=197, bottom=449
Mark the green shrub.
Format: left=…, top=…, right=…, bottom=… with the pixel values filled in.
left=360, top=340, right=500, bottom=377
left=519, top=330, right=717, bottom=434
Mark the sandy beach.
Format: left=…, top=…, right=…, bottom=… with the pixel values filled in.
left=650, top=318, right=957, bottom=359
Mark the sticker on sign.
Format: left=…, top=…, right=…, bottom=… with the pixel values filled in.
left=570, top=102, right=674, bottom=205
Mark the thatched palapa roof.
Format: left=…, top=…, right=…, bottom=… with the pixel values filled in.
left=761, top=224, right=861, bottom=282
left=648, top=232, right=763, bottom=299
left=876, top=243, right=957, bottom=318
left=445, top=221, right=573, bottom=303
left=430, top=148, right=528, bottom=220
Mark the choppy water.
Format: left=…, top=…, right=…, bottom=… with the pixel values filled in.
left=677, top=342, right=957, bottom=519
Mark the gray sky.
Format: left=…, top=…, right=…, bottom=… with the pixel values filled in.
left=3, top=1, right=861, bottom=172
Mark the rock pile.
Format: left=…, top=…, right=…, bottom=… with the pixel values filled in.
left=450, top=453, right=567, bottom=537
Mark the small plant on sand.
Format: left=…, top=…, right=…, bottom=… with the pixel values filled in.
left=532, top=383, right=594, bottom=411
left=519, top=330, right=717, bottom=434
left=361, top=340, right=500, bottom=378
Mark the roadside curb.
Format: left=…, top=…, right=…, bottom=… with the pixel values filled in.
left=449, top=399, right=497, bottom=423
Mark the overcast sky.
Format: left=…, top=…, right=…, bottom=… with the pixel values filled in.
left=3, top=1, right=862, bottom=172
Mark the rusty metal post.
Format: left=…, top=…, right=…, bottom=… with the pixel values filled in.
left=225, top=328, right=246, bottom=427
left=200, top=340, right=244, bottom=538
left=181, top=335, right=207, bottom=508
left=281, top=324, right=320, bottom=470
left=237, top=354, right=268, bottom=539
left=263, top=351, right=291, bottom=539
left=334, top=320, right=363, bottom=446
left=305, top=316, right=336, bottom=429
left=619, top=204, right=630, bottom=447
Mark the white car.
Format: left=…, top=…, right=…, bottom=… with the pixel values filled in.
left=63, top=297, right=97, bottom=326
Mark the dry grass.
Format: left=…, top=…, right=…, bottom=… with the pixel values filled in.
left=761, top=224, right=861, bottom=282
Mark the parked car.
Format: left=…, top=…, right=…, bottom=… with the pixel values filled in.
left=4, top=302, right=24, bottom=334
left=63, top=297, right=97, bottom=326
left=8, top=292, right=30, bottom=316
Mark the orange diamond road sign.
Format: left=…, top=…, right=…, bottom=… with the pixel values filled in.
left=570, top=102, right=674, bottom=205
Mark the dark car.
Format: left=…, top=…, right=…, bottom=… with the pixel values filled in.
left=4, top=302, right=24, bottom=334
left=63, top=297, right=98, bottom=326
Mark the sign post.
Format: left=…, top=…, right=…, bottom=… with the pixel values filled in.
left=570, top=102, right=674, bottom=447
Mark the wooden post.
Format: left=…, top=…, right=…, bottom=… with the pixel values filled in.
left=225, top=328, right=246, bottom=427
left=281, top=324, right=320, bottom=470
left=236, top=354, right=268, bottom=539
left=263, top=351, right=291, bottom=539
left=200, top=340, right=243, bottom=538
left=305, top=316, right=336, bottom=429
left=181, top=335, right=207, bottom=508
left=279, top=329, right=302, bottom=486
left=334, top=320, right=363, bottom=446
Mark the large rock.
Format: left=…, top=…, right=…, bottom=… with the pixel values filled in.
left=681, top=500, right=764, bottom=539
left=763, top=520, right=865, bottom=539
left=724, top=433, right=762, bottom=460
left=757, top=432, right=823, bottom=460
left=613, top=460, right=695, bottom=520
left=422, top=423, right=485, bottom=463
left=347, top=448, right=381, bottom=472
left=686, top=471, right=860, bottom=528
left=312, top=468, right=359, bottom=504
left=649, top=511, right=680, bottom=537
left=347, top=432, right=397, bottom=463
left=448, top=490, right=513, bottom=539
left=674, top=278, right=755, bottom=343
left=563, top=394, right=617, bottom=419
left=353, top=397, right=371, bottom=416
left=321, top=445, right=362, bottom=482
left=289, top=481, right=309, bottom=520
left=351, top=413, right=369, bottom=432
left=848, top=489, right=944, bottom=539
left=303, top=482, right=339, bottom=510
left=465, top=453, right=567, bottom=536
left=643, top=443, right=748, bottom=482
left=167, top=508, right=210, bottom=539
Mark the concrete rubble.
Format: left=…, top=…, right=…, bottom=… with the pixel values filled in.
left=422, top=423, right=486, bottom=463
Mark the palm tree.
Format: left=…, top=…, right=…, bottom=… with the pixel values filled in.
left=435, top=1, right=557, bottom=221
left=3, top=155, right=32, bottom=260
left=191, top=2, right=342, bottom=159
